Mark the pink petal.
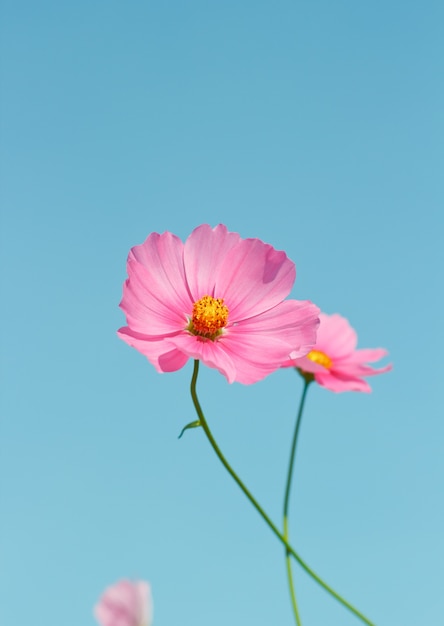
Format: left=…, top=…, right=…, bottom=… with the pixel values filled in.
left=158, top=347, right=190, bottom=372
left=221, top=335, right=298, bottom=383
left=336, top=361, right=392, bottom=378
left=167, top=333, right=237, bottom=382
left=345, top=348, right=389, bottom=363
left=117, top=327, right=189, bottom=373
left=120, top=231, right=193, bottom=335
left=130, top=231, right=189, bottom=307
left=214, top=237, right=296, bottom=321
left=315, top=371, right=372, bottom=393
left=120, top=260, right=190, bottom=335
left=316, top=313, right=357, bottom=357
left=217, top=339, right=282, bottom=384
left=284, top=355, right=327, bottom=374
left=230, top=300, right=319, bottom=358
left=94, top=580, right=152, bottom=626
left=183, top=224, right=241, bottom=299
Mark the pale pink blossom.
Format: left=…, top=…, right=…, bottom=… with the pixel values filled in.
left=283, top=312, right=391, bottom=392
left=94, top=580, right=153, bottom=626
left=118, top=224, right=319, bottom=384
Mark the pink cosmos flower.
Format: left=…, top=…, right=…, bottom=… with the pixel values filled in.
left=118, top=224, right=319, bottom=384
left=283, top=312, right=391, bottom=392
left=94, top=580, right=153, bottom=626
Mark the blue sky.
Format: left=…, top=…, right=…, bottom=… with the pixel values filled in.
left=1, top=1, right=443, bottom=625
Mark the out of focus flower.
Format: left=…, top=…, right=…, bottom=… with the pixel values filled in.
left=283, top=312, right=391, bottom=392
left=94, top=580, right=152, bottom=626
left=118, top=224, right=319, bottom=384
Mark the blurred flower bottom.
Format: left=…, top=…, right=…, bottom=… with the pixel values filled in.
left=94, top=580, right=153, bottom=626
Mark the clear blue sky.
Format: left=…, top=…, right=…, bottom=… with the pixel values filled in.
left=1, top=1, right=443, bottom=625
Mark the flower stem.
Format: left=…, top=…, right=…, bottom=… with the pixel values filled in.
left=282, top=378, right=311, bottom=625
left=189, top=360, right=375, bottom=626
left=284, top=516, right=301, bottom=625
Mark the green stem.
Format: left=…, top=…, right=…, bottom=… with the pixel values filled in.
left=282, top=378, right=311, bottom=625
left=283, top=378, right=311, bottom=519
left=284, top=515, right=302, bottom=625
left=189, top=360, right=375, bottom=626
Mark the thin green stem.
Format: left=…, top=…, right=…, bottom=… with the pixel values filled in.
left=283, top=379, right=311, bottom=518
left=189, top=360, right=375, bottom=626
left=282, top=379, right=311, bottom=625
left=284, top=516, right=302, bottom=625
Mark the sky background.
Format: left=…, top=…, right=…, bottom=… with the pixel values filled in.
left=1, top=1, right=443, bottom=625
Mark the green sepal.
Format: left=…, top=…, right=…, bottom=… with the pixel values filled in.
left=296, top=368, right=315, bottom=384
left=178, top=419, right=201, bottom=439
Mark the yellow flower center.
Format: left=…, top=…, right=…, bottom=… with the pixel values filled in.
left=307, top=350, right=332, bottom=369
left=188, top=295, right=229, bottom=340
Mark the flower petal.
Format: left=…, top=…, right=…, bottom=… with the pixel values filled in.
left=316, top=313, right=357, bottom=357
left=94, top=580, right=153, bottom=626
left=167, top=333, right=237, bottom=382
left=217, top=340, right=282, bottom=384
left=315, top=371, right=372, bottom=393
left=230, top=299, right=319, bottom=357
left=120, top=260, right=190, bottom=335
left=120, top=231, right=193, bottom=335
left=283, top=354, right=327, bottom=373
left=345, top=348, right=389, bottom=363
left=118, top=327, right=189, bottom=373
left=336, top=361, right=392, bottom=378
left=183, top=224, right=241, bottom=299
left=215, top=238, right=296, bottom=321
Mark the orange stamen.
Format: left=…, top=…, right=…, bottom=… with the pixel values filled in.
left=189, top=295, right=229, bottom=340
left=307, top=350, right=332, bottom=369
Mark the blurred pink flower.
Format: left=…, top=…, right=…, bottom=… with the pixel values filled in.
left=283, top=312, right=391, bottom=392
left=118, top=224, right=319, bottom=384
left=94, top=580, right=152, bottom=626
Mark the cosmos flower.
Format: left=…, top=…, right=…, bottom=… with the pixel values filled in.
left=283, top=312, right=391, bottom=392
left=118, top=224, right=319, bottom=384
left=94, top=580, right=153, bottom=626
